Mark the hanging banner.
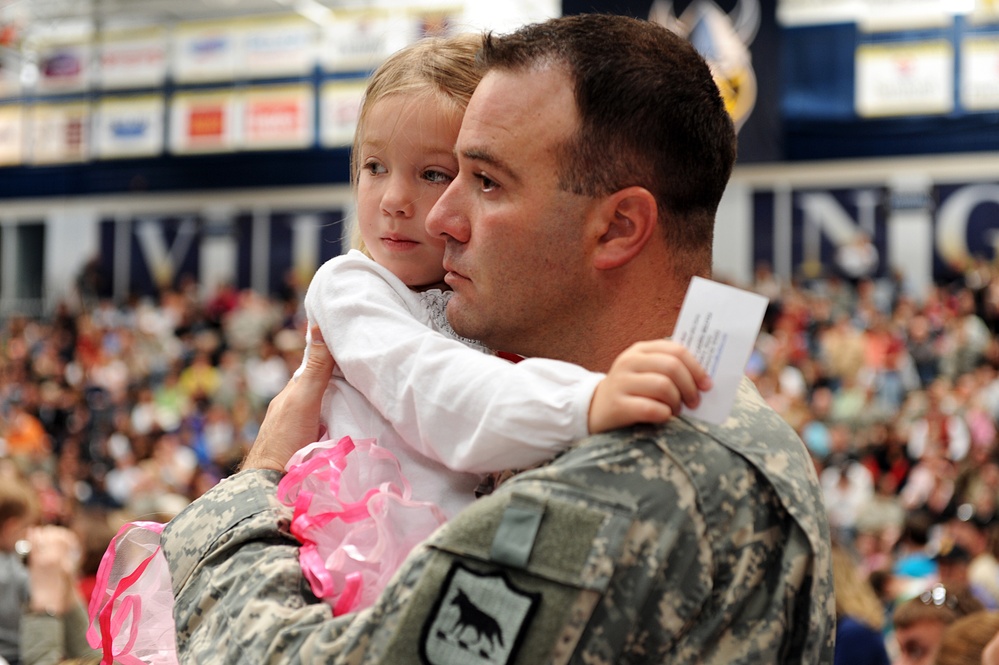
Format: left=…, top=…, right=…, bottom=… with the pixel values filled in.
left=858, top=0, right=953, bottom=33
left=242, top=84, right=313, bottom=149
left=320, top=79, right=366, bottom=147
left=777, top=0, right=955, bottom=28
left=36, top=41, right=91, bottom=93
left=322, top=11, right=415, bottom=73
left=97, top=208, right=346, bottom=299
left=98, top=28, right=168, bottom=89
left=95, top=95, right=165, bottom=159
left=170, top=91, right=237, bottom=153
left=961, top=35, right=999, bottom=110
left=741, top=176, right=999, bottom=291
left=239, top=16, right=318, bottom=78
left=777, top=0, right=864, bottom=26
left=970, top=0, right=999, bottom=25
left=173, top=21, right=238, bottom=83
left=855, top=40, right=953, bottom=117
left=30, top=102, right=90, bottom=163
left=0, top=105, right=24, bottom=165
left=0, top=54, right=21, bottom=99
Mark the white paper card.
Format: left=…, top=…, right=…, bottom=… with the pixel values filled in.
left=673, top=277, right=768, bottom=425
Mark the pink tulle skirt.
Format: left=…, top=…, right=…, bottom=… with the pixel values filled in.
left=86, top=521, right=177, bottom=665
left=278, top=435, right=447, bottom=615
left=87, top=435, right=446, bottom=663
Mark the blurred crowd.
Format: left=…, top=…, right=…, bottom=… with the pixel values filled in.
left=0, top=277, right=306, bottom=664
left=6, top=258, right=999, bottom=663
left=750, top=258, right=999, bottom=665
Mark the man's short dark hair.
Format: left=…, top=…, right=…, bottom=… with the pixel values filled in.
left=479, top=13, right=737, bottom=273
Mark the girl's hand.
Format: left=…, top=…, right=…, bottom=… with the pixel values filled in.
left=588, top=339, right=711, bottom=433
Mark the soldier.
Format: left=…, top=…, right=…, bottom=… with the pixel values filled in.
left=162, top=13, right=834, bottom=664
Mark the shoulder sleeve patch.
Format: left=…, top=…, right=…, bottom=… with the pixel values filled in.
left=420, top=563, right=540, bottom=665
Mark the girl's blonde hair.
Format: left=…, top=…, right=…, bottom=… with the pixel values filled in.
left=349, top=32, right=484, bottom=253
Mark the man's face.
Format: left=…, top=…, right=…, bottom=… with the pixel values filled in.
left=426, top=66, right=597, bottom=357
left=895, top=619, right=947, bottom=665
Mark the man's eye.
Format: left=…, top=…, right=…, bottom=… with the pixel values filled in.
left=475, top=172, right=497, bottom=192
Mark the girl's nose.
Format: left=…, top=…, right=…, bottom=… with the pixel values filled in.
left=381, top=175, right=416, bottom=218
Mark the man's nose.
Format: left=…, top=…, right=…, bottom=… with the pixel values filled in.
left=426, top=178, right=469, bottom=243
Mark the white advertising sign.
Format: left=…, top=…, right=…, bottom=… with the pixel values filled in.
left=95, top=95, right=165, bottom=158
left=240, top=17, right=318, bottom=78
left=37, top=42, right=91, bottom=93
left=0, top=105, right=25, bottom=166
left=30, top=103, right=90, bottom=163
left=173, top=22, right=237, bottom=83
left=0, top=55, right=22, bottom=99
left=858, top=0, right=953, bottom=32
left=970, top=0, right=999, bottom=25
left=961, top=36, right=999, bottom=110
left=779, top=0, right=959, bottom=29
left=855, top=40, right=953, bottom=117
left=777, top=0, right=864, bottom=27
left=98, top=29, right=169, bottom=89
left=322, top=12, right=415, bottom=73
left=320, top=79, right=366, bottom=147
left=242, top=85, right=314, bottom=149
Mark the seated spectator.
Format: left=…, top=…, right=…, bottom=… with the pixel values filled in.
left=177, top=351, right=220, bottom=403
left=907, top=391, right=971, bottom=463
left=893, top=512, right=939, bottom=589
left=821, top=424, right=874, bottom=545
left=949, top=513, right=999, bottom=610
left=4, top=400, right=50, bottom=464
left=902, top=453, right=959, bottom=525
left=934, top=541, right=998, bottom=610
left=935, top=610, right=999, bottom=665
left=832, top=542, right=890, bottom=665
left=0, top=477, right=36, bottom=665
left=20, top=525, right=100, bottom=665
left=892, top=584, right=983, bottom=665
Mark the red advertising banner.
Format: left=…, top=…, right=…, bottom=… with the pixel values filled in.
left=243, top=85, right=313, bottom=149
left=171, top=92, right=235, bottom=153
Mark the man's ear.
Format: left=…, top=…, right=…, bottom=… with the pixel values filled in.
left=592, top=186, right=658, bottom=270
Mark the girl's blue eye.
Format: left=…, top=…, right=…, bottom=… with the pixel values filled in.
left=424, top=169, right=453, bottom=184
left=364, top=161, right=386, bottom=175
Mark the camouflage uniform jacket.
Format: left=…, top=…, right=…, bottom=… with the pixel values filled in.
left=163, top=378, right=834, bottom=664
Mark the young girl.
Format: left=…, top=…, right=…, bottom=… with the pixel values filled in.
left=89, top=33, right=709, bottom=664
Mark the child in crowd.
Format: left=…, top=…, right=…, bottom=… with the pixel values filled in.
left=91, top=32, right=710, bottom=663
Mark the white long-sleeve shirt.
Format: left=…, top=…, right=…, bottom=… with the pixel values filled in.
left=301, top=250, right=604, bottom=518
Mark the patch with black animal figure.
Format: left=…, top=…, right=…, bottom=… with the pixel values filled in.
left=420, top=562, right=540, bottom=665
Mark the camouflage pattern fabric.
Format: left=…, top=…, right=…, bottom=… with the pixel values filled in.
left=162, top=378, right=834, bottom=664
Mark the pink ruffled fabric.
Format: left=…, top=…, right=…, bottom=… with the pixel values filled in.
left=278, top=435, right=447, bottom=615
left=85, top=434, right=445, bottom=663
left=86, top=521, right=178, bottom=665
